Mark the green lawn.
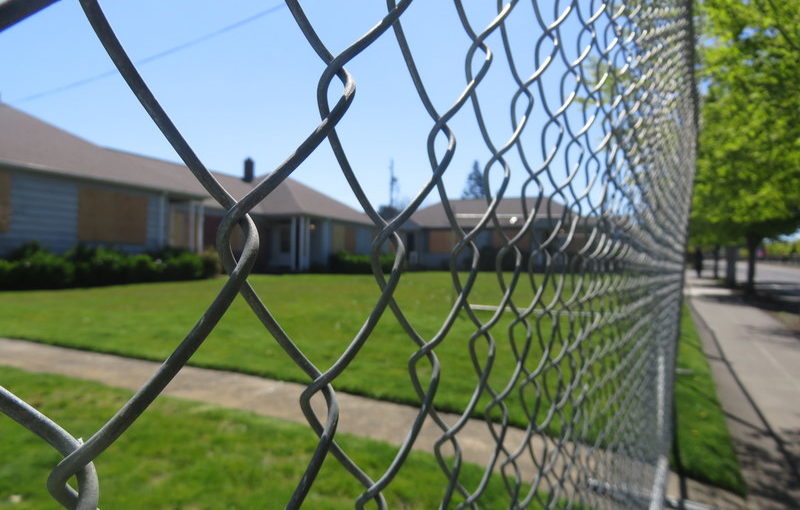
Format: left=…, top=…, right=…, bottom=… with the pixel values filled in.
left=673, top=308, right=745, bottom=495
left=0, top=273, right=743, bottom=494
left=0, top=366, right=557, bottom=509
left=0, top=273, right=594, bottom=424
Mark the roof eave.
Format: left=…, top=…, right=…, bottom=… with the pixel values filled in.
left=201, top=204, right=374, bottom=226
left=0, top=159, right=207, bottom=200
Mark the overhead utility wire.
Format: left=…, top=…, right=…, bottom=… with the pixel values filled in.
left=11, top=2, right=286, bottom=104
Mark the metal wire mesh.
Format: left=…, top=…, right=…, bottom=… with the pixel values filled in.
left=0, top=0, right=697, bottom=508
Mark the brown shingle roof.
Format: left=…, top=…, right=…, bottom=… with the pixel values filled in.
left=246, top=174, right=372, bottom=224
left=0, top=104, right=371, bottom=225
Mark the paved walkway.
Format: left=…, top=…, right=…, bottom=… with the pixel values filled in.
left=0, top=335, right=744, bottom=508
left=686, top=273, right=800, bottom=510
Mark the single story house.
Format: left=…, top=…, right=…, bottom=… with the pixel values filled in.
left=403, top=197, right=585, bottom=270
left=0, top=103, right=374, bottom=272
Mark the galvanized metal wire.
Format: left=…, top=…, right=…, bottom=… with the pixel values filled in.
left=0, top=0, right=697, bottom=508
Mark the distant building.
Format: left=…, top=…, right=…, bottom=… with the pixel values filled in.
left=404, top=197, right=578, bottom=270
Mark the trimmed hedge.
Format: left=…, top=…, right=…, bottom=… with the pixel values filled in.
left=0, top=242, right=221, bottom=290
left=328, top=251, right=397, bottom=274
left=0, top=251, right=74, bottom=290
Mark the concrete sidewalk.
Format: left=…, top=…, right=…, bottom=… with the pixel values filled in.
left=0, top=336, right=744, bottom=508
left=686, top=274, right=800, bottom=510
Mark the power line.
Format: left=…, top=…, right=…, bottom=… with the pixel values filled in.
left=11, top=2, right=287, bottom=104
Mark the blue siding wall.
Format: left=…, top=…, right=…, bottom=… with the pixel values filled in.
left=0, top=171, right=78, bottom=255
left=144, top=194, right=161, bottom=251
left=355, top=225, right=372, bottom=255
left=0, top=170, right=163, bottom=256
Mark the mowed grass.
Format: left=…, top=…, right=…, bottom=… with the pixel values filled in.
left=673, top=308, right=745, bottom=495
left=0, top=366, right=559, bottom=509
left=0, top=273, right=743, bottom=493
left=0, top=273, right=585, bottom=423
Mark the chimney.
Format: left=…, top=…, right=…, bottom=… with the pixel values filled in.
left=243, top=158, right=254, bottom=183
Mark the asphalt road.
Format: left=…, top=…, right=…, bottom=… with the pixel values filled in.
left=702, top=259, right=800, bottom=307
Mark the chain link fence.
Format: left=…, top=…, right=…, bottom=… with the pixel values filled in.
left=1, top=0, right=697, bottom=508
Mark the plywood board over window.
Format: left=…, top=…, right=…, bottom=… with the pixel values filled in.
left=428, top=229, right=455, bottom=254
left=78, top=187, right=148, bottom=244
left=169, top=209, right=190, bottom=248
left=345, top=226, right=356, bottom=252
left=493, top=228, right=532, bottom=249
left=0, top=171, right=10, bottom=232
left=331, top=223, right=357, bottom=253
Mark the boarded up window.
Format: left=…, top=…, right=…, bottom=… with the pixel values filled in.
left=346, top=227, right=356, bottom=252
left=0, top=172, right=10, bottom=232
left=78, top=187, right=148, bottom=244
left=331, top=223, right=356, bottom=253
left=203, top=215, right=220, bottom=249
left=169, top=209, right=190, bottom=248
left=493, top=228, right=532, bottom=249
left=428, top=230, right=455, bottom=254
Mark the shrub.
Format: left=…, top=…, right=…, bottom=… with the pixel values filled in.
left=199, top=248, right=222, bottom=277
left=65, top=246, right=130, bottom=287
left=161, top=252, right=204, bottom=281
left=2, top=251, right=74, bottom=289
left=5, top=241, right=47, bottom=261
left=63, top=243, right=99, bottom=263
left=87, top=249, right=129, bottom=286
left=127, top=254, right=159, bottom=283
left=328, top=251, right=396, bottom=274
left=0, top=259, right=16, bottom=289
left=1, top=243, right=218, bottom=290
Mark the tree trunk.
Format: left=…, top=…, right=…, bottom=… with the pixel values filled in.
left=745, top=233, right=760, bottom=295
left=725, top=246, right=737, bottom=287
left=713, top=244, right=720, bottom=279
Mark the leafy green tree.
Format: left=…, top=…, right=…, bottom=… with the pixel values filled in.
left=690, top=0, right=800, bottom=293
left=764, top=238, right=800, bottom=258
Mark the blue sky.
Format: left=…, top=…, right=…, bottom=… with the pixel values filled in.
left=2, top=1, right=602, bottom=213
